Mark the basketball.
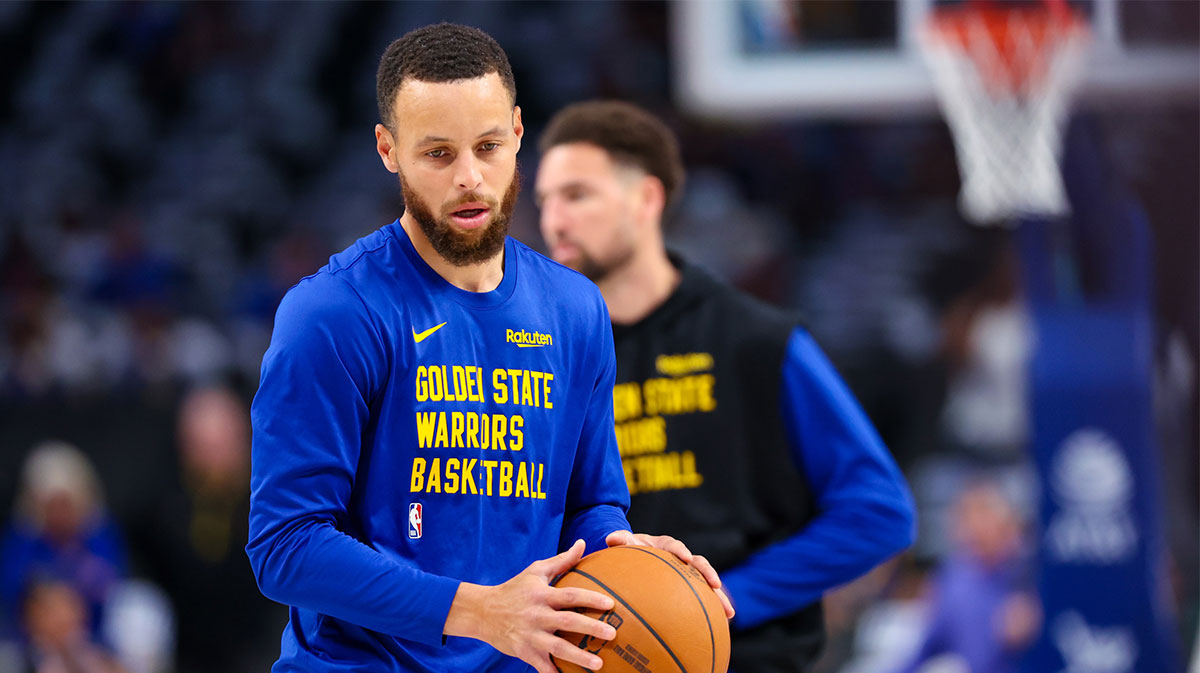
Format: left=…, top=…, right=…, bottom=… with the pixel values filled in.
left=550, top=545, right=730, bottom=673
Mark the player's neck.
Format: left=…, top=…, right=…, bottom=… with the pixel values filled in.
left=599, top=244, right=679, bottom=326
left=400, top=215, right=505, bottom=293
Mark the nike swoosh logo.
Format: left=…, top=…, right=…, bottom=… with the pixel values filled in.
left=412, top=322, right=447, bottom=343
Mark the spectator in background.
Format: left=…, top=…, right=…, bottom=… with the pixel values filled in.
left=21, top=578, right=129, bottom=673
left=893, top=481, right=1040, bottom=673
left=132, top=386, right=283, bottom=673
left=938, top=245, right=1031, bottom=465
left=1, top=233, right=59, bottom=397
left=0, top=442, right=126, bottom=660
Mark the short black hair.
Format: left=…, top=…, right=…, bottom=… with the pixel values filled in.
left=376, top=23, right=517, bottom=130
left=539, top=100, right=685, bottom=207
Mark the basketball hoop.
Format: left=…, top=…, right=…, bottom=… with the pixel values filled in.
left=920, top=1, right=1090, bottom=226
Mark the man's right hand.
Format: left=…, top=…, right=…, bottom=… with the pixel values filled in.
left=444, top=539, right=617, bottom=672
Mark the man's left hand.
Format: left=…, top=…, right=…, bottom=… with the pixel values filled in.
left=605, top=531, right=735, bottom=620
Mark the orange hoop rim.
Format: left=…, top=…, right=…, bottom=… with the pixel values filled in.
left=923, top=2, right=1090, bottom=95
left=925, top=3, right=1089, bottom=48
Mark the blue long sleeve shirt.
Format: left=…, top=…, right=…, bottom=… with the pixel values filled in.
left=246, top=222, right=630, bottom=672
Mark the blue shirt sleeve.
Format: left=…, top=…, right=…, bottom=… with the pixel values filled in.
left=721, top=327, right=916, bottom=630
left=559, top=300, right=632, bottom=556
left=245, top=274, right=459, bottom=647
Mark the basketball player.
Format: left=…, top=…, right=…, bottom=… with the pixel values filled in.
left=246, top=25, right=729, bottom=673
left=535, top=101, right=916, bottom=672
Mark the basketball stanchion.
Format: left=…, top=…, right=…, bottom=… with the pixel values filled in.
left=919, top=0, right=1090, bottom=226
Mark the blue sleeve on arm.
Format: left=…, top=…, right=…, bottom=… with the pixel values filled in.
left=560, top=302, right=631, bottom=556
left=722, top=327, right=916, bottom=630
left=245, top=275, right=459, bottom=647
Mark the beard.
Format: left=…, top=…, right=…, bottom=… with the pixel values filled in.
left=569, top=250, right=615, bottom=283
left=557, top=237, right=635, bottom=284
left=399, top=166, right=521, bottom=267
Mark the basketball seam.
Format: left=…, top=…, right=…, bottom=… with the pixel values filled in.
left=566, top=568, right=689, bottom=673
left=619, top=547, right=717, bottom=673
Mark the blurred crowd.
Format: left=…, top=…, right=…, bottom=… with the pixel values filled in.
left=0, top=2, right=1195, bottom=673
left=2, top=386, right=281, bottom=673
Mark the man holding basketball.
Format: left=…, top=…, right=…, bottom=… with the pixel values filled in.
left=247, top=24, right=729, bottom=673
left=535, top=101, right=916, bottom=672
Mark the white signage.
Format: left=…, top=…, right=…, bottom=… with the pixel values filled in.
left=1045, top=428, right=1138, bottom=564
left=1054, top=611, right=1137, bottom=673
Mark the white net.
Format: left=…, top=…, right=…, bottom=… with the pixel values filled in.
left=920, top=10, right=1090, bottom=226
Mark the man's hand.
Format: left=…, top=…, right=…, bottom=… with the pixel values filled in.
left=605, top=530, right=736, bottom=620
left=444, top=539, right=618, bottom=672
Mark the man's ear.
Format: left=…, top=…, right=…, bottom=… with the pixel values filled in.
left=375, top=124, right=400, bottom=174
left=512, top=106, right=524, bottom=151
left=638, top=175, right=667, bottom=224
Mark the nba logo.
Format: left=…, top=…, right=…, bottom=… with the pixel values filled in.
left=408, top=503, right=423, bottom=539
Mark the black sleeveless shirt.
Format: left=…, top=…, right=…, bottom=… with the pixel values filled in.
left=611, top=256, right=824, bottom=673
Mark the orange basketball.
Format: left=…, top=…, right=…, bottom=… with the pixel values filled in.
left=550, top=545, right=730, bottom=673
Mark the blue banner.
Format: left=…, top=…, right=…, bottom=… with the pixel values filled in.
left=1021, top=306, right=1178, bottom=673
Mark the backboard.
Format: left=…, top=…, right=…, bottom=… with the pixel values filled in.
left=673, top=0, right=1199, bottom=120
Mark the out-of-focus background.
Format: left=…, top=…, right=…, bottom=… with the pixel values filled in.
left=0, top=2, right=1194, bottom=673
